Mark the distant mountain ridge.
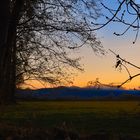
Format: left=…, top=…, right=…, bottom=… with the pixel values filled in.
left=16, top=86, right=140, bottom=100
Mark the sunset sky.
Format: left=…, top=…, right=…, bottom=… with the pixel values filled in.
left=73, top=30, right=140, bottom=89
left=73, top=0, right=140, bottom=89
left=24, top=0, right=140, bottom=89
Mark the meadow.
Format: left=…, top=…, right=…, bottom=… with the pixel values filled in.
left=0, top=101, right=140, bottom=139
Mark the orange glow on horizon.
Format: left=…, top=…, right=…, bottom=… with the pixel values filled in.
left=20, top=35, right=140, bottom=90
left=21, top=76, right=140, bottom=90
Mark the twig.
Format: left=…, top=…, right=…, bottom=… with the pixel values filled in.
left=118, top=73, right=140, bottom=88
left=109, top=49, right=140, bottom=88
left=109, top=49, right=140, bottom=69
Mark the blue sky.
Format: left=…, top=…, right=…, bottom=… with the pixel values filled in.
left=72, top=0, right=140, bottom=89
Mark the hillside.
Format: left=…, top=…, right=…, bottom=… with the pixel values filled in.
left=16, top=87, right=140, bottom=100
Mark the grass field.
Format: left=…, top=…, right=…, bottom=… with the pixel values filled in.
left=0, top=101, right=140, bottom=137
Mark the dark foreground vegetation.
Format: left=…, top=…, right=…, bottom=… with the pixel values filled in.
left=0, top=101, right=140, bottom=139
left=0, top=124, right=140, bottom=140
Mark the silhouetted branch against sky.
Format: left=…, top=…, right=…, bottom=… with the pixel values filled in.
left=109, top=49, right=140, bottom=88
left=16, top=0, right=140, bottom=88
left=87, top=0, right=140, bottom=88
left=16, top=0, right=105, bottom=88
left=91, top=0, right=140, bottom=43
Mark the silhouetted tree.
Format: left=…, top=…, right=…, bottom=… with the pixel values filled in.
left=0, top=0, right=103, bottom=104
left=0, top=0, right=24, bottom=104
left=87, top=78, right=121, bottom=89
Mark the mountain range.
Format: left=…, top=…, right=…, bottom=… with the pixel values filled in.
left=16, top=86, right=140, bottom=100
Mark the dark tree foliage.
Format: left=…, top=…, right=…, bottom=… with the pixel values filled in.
left=0, top=0, right=103, bottom=104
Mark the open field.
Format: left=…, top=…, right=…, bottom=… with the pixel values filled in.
left=0, top=101, right=140, bottom=138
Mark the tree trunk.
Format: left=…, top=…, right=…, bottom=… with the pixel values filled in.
left=0, top=0, right=11, bottom=104
left=0, top=0, right=23, bottom=104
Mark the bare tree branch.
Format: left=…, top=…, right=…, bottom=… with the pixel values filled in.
left=99, top=0, right=140, bottom=43
left=109, top=49, right=140, bottom=88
